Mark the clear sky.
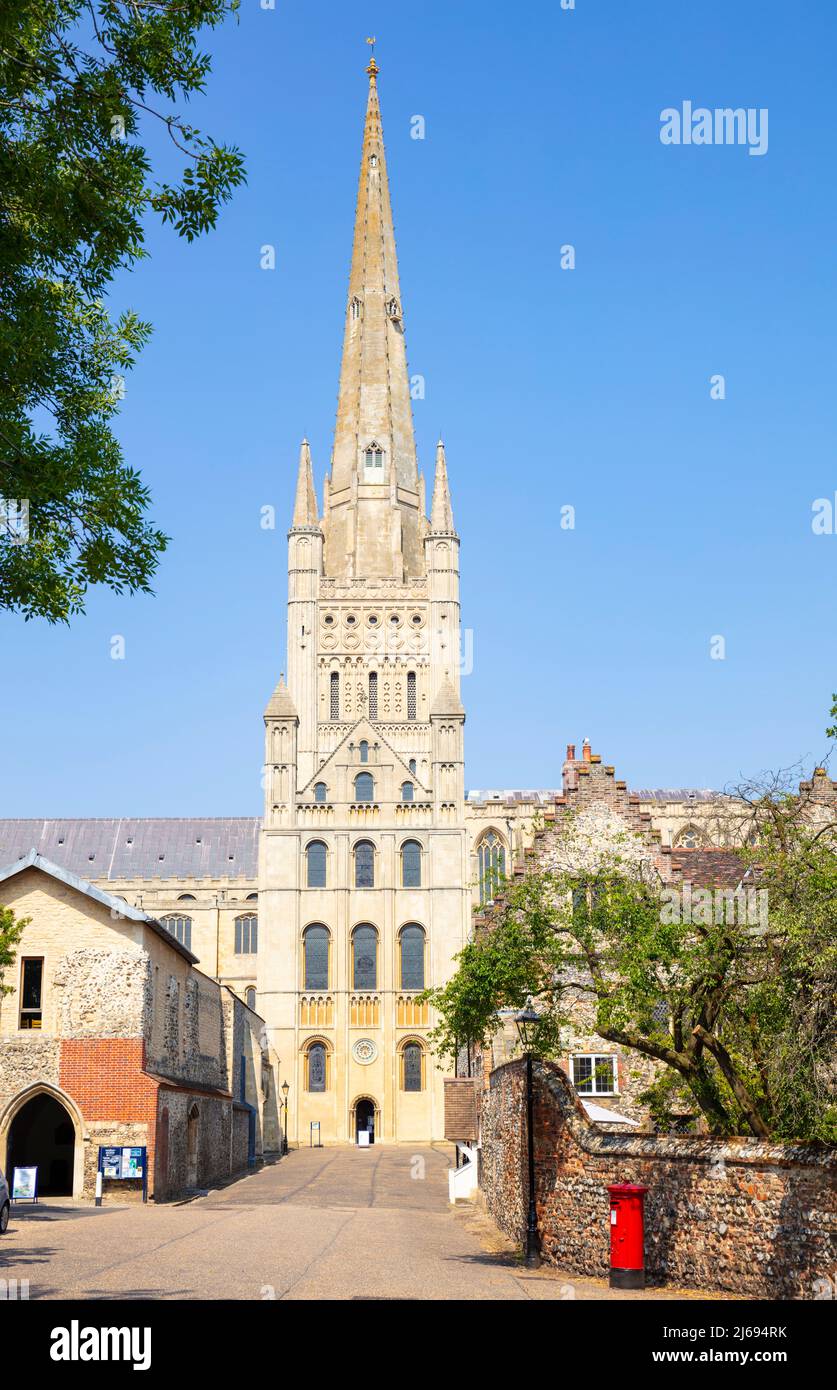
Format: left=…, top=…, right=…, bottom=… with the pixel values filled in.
left=3, top=0, right=837, bottom=815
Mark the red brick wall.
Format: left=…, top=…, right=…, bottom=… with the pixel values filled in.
left=60, top=1038, right=160, bottom=1195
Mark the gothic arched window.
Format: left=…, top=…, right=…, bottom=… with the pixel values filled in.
left=330, top=671, right=340, bottom=720
left=161, top=914, right=192, bottom=951
left=303, top=924, right=330, bottom=990
left=352, top=924, right=378, bottom=989
left=307, top=1041, right=327, bottom=1093
left=354, top=772, right=374, bottom=803
left=359, top=740, right=369, bottom=763
left=401, top=840, right=421, bottom=889
left=368, top=672, right=378, bottom=720
left=234, top=913, right=258, bottom=954
left=306, top=840, right=327, bottom=888
left=245, top=987, right=256, bottom=1011
left=675, top=825, right=702, bottom=850
left=401, top=781, right=414, bottom=803
left=400, top=924, right=425, bottom=990
left=314, top=781, right=328, bottom=803
left=354, top=840, right=375, bottom=888
left=477, top=831, right=506, bottom=906
left=402, top=1042, right=424, bottom=1092
left=407, top=671, right=417, bottom=720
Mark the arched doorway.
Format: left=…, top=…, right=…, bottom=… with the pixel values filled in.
left=7, top=1092, right=76, bottom=1196
left=354, top=1097, right=377, bottom=1145
left=186, top=1103, right=200, bottom=1188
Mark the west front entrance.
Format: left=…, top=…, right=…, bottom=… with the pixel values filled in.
left=353, top=1097, right=376, bottom=1145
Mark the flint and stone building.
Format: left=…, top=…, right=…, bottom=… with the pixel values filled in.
left=0, top=59, right=768, bottom=1166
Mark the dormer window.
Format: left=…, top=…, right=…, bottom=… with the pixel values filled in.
left=364, top=443, right=384, bottom=481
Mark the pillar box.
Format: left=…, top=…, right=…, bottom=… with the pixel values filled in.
left=608, top=1183, right=648, bottom=1290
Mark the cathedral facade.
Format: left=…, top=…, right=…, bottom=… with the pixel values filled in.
left=257, top=55, right=470, bottom=1147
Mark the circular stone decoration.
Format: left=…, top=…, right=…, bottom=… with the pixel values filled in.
left=352, top=1038, right=378, bottom=1065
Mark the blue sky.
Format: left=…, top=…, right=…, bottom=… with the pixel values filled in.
left=3, top=0, right=837, bottom=814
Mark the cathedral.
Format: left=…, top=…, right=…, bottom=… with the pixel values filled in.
left=0, top=58, right=739, bottom=1158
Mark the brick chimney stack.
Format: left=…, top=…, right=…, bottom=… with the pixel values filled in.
left=582, top=737, right=592, bottom=763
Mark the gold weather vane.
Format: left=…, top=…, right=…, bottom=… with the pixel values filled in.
left=366, top=35, right=378, bottom=77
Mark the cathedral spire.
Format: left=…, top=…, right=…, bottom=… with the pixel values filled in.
left=291, top=438, right=319, bottom=528
left=429, top=438, right=456, bottom=534
left=324, top=52, right=423, bottom=578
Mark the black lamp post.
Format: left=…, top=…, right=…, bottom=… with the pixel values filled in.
left=281, top=1080, right=290, bottom=1156
left=514, top=1001, right=542, bottom=1269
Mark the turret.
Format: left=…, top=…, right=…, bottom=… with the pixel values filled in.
left=263, top=674, right=298, bottom=827
left=425, top=440, right=462, bottom=711
left=287, top=439, right=322, bottom=786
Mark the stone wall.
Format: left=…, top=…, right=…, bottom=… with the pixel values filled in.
left=479, top=1060, right=837, bottom=1300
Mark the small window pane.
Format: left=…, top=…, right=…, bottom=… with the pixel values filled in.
left=354, top=841, right=374, bottom=888
left=353, top=925, right=377, bottom=989
left=314, top=782, right=327, bottom=803
left=308, top=1043, right=326, bottom=1092
left=307, top=841, right=327, bottom=888
left=401, top=781, right=414, bottom=803
left=401, top=840, right=421, bottom=888
left=400, top=925, right=425, bottom=989
left=359, top=740, right=369, bottom=763
left=304, top=925, right=329, bottom=990
left=403, top=1044, right=422, bottom=1092
left=354, top=772, right=374, bottom=802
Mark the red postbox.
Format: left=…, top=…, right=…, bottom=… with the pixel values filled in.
left=608, top=1183, right=648, bottom=1290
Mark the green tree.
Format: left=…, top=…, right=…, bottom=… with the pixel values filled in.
left=0, top=904, right=27, bottom=996
left=0, top=0, right=246, bottom=622
left=424, top=797, right=837, bottom=1142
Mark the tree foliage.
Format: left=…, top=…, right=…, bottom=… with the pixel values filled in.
left=0, top=904, right=27, bottom=996
left=424, top=785, right=837, bottom=1143
left=0, top=0, right=245, bottom=621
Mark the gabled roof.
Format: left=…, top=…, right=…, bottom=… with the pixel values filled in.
left=299, top=717, right=426, bottom=797
left=0, top=849, right=199, bottom=963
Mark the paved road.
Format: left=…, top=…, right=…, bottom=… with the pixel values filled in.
left=0, top=1145, right=717, bottom=1301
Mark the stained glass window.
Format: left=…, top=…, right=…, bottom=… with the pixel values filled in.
left=162, top=914, right=192, bottom=950
left=477, top=832, right=506, bottom=905
left=403, top=1043, right=422, bottom=1092
left=354, top=840, right=375, bottom=888
left=307, top=841, right=327, bottom=888
left=400, top=924, right=425, bottom=989
left=353, top=925, right=377, bottom=989
left=234, top=913, right=258, bottom=954
left=354, top=772, right=374, bottom=803
left=304, top=925, right=329, bottom=990
left=401, top=840, right=421, bottom=888
left=308, top=1043, right=326, bottom=1093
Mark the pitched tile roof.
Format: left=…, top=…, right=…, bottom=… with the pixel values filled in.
left=669, top=847, right=750, bottom=888
left=0, top=850, right=198, bottom=963
left=0, top=818, right=260, bottom=881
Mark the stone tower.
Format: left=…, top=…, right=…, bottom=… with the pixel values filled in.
left=257, top=55, right=470, bottom=1146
